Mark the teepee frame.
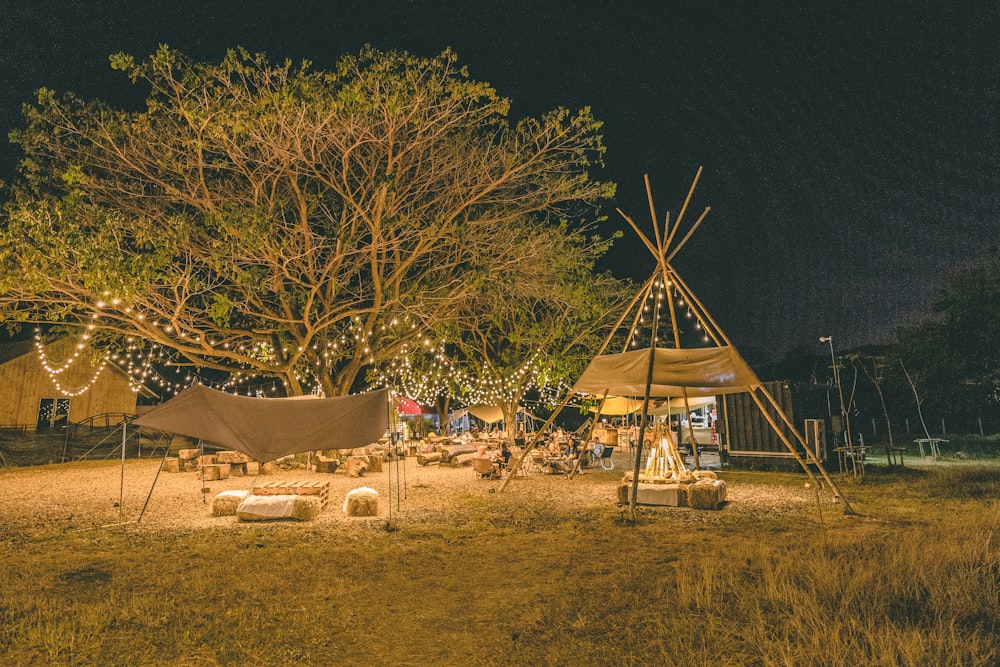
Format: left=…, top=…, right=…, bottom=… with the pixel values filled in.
left=501, top=168, right=853, bottom=517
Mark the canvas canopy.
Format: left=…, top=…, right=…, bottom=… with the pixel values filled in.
left=133, top=384, right=389, bottom=462
left=585, top=395, right=645, bottom=415
left=451, top=405, right=542, bottom=425
left=570, top=346, right=759, bottom=398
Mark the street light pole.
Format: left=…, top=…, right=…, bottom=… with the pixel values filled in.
left=820, top=336, right=849, bottom=446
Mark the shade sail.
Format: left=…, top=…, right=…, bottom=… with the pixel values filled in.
left=570, top=346, right=759, bottom=398
left=133, top=384, right=389, bottom=461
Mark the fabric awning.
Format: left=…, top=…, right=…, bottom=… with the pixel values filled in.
left=133, top=384, right=389, bottom=461
left=585, top=396, right=645, bottom=415
left=570, top=346, right=759, bottom=398
left=451, top=405, right=538, bottom=425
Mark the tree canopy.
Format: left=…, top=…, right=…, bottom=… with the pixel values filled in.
left=1, top=45, right=617, bottom=396
left=373, top=219, right=630, bottom=429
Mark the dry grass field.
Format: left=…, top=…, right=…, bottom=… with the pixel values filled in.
left=1, top=450, right=998, bottom=666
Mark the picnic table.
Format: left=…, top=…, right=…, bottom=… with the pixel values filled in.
left=915, top=438, right=947, bottom=459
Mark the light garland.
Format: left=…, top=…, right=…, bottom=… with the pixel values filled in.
left=33, top=328, right=110, bottom=396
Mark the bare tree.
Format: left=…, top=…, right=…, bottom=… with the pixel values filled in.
left=852, top=354, right=896, bottom=462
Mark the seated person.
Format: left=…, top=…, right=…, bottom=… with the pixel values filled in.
left=474, top=444, right=501, bottom=475
left=499, top=442, right=512, bottom=469
left=565, top=438, right=580, bottom=458
left=546, top=451, right=575, bottom=474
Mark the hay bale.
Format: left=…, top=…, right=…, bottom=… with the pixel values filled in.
left=178, top=449, right=200, bottom=470
left=315, top=455, right=339, bottom=474
left=343, top=487, right=379, bottom=517
left=259, top=461, right=276, bottom=475
left=162, top=457, right=180, bottom=473
left=236, top=494, right=298, bottom=521
left=201, top=463, right=230, bottom=481
left=693, top=469, right=718, bottom=481
left=346, top=456, right=369, bottom=478
left=216, top=450, right=252, bottom=464
left=245, top=461, right=260, bottom=475
left=617, top=479, right=630, bottom=504
left=688, top=480, right=726, bottom=510
left=212, top=490, right=248, bottom=516
left=291, top=496, right=322, bottom=521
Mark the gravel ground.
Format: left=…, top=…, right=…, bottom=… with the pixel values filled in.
left=0, top=448, right=825, bottom=536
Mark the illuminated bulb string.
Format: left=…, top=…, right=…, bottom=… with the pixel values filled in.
left=33, top=329, right=110, bottom=396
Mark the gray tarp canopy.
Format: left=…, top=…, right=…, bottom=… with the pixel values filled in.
left=133, top=384, right=389, bottom=462
left=570, top=346, right=759, bottom=398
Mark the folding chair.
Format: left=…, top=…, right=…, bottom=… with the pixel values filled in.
left=595, top=444, right=615, bottom=470
left=527, top=450, right=547, bottom=474
left=473, top=457, right=501, bottom=479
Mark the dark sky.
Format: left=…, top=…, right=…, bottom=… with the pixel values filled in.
left=1, top=1, right=997, bottom=357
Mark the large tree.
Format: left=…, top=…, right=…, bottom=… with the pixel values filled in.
left=0, top=46, right=614, bottom=395
left=896, top=247, right=1000, bottom=428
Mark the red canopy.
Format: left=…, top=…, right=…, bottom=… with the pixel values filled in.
left=395, top=396, right=423, bottom=415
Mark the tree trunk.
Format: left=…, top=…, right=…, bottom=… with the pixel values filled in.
left=900, top=358, right=932, bottom=439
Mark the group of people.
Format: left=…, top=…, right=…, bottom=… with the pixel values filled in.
left=468, top=425, right=612, bottom=477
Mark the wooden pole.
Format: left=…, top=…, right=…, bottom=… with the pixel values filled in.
left=663, top=166, right=703, bottom=252
left=665, top=206, right=711, bottom=263
left=754, top=385, right=856, bottom=515
left=661, top=264, right=702, bottom=470
left=119, top=421, right=127, bottom=523
left=628, top=283, right=661, bottom=520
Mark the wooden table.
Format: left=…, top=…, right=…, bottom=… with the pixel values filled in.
left=914, top=438, right=947, bottom=458
left=834, top=445, right=867, bottom=480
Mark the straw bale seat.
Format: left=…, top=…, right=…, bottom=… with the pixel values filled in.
left=212, top=489, right=249, bottom=516
left=314, top=454, right=340, bottom=474
left=343, top=487, right=379, bottom=517
left=687, top=479, right=727, bottom=510
left=618, top=479, right=686, bottom=506
left=236, top=494, right=322, bottom=521
left=201, top=463, right=231, bottom=481
left=346, top=455, right=369, bottom=477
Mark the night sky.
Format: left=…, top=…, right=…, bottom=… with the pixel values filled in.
left=1, top=1, right=997, bottom=357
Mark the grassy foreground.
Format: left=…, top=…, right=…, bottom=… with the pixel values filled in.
left=1, top=464, right=999, bottom=666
